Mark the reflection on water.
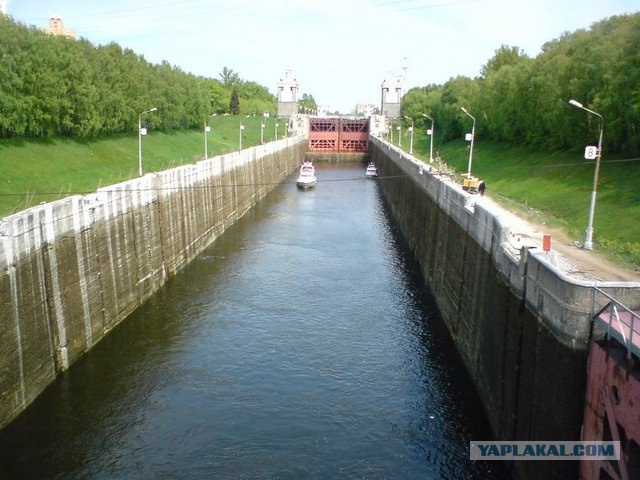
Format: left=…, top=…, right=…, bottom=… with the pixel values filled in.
left=0, top=163, right=506, bottom=479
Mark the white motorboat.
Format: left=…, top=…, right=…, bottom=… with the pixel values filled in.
left=296, top=161, right=317, bottom=189
left=366, top=162, right=378, bottom=178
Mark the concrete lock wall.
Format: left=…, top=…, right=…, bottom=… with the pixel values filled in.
left=369, top=138, right=640, bottom=479
left=0, top=137, right=305, bottom=430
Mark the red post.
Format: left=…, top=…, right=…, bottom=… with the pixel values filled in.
left=542, top=234, right=551, bottom=252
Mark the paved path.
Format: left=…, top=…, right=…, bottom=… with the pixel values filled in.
left=473, top=193, right=640, bottom=283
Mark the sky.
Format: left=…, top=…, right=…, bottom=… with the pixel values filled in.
left=4, top=0, right=639, bottom=112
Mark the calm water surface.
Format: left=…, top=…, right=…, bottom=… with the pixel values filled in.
left=0, top=163, right=505, bottom=479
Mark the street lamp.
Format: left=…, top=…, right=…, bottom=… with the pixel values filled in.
left=260, top=120, right=265, bottom=144
left=569, top=99, right=605, bottom=250
left=275, top=122, right=279, bottom=140
left=138, top=107, right=158, bottom=176
left=422, top=113, right=434, bottom=163
left=460, top=107, right=476, bottom=178
left=404, top=115, right=414, bottom=154
left=204, top=114, right=214, bottom=159
left=390, top=124, right=394, bottom=143
left=397, top=125, right=402, bottom=148
left=239, top=123, right=244, bottom=151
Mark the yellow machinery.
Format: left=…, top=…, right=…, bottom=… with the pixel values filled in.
left=462, top=175, right=479, bottom=193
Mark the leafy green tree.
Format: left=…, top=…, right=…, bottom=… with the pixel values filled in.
left=299, top=93, right=317, bottom=113
left=208, top=79, right=230, bottom=114
left=5, top=11, right=637, bottom=156
left=434, top=76, right=480, bottom=142
left=476, top=49, right=531, bottom=142
left=480, top=44, right=528, bottom=79
left=0, top=18, right=264, bottom=137
left=605, top=16, right=640, bottom=156
left=238, top=80, right=277, bottom=115
left=401, top=85, right=440, bottom=122
left=401, top=13, right=640, bottom=156
left=219, top=66, right=240, bottom=87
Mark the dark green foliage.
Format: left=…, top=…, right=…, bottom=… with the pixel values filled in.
left=236, top=80, right=275, bottom=115
left=0, top=17, right=276, bottom=137
left=219, top=66, right=240, bottom=87
left=229, top=86, right=240, bottom=115
left=299, top=93, right=317, bottom=113
left=402, top=13, right=640, bottom=157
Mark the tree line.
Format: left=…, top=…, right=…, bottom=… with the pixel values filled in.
left=0, top=16, right=277, bottom=138
left=401, top=13, right=640, bottom=157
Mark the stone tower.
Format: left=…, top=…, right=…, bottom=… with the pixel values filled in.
left=277, top=69, right=299, bottom=119
left=42, top=15, right=77, bottom=39
left=380, top=72, right=403, bottom=119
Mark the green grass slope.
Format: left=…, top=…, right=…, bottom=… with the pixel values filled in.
left=0, top=115, right=283, bottom=216
left=408, top=133, right=640, bottom=269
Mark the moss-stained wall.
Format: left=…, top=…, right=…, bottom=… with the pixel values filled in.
left=369, top=138, right=640, bottom=480
left=0, top=138, right=305, bottom=430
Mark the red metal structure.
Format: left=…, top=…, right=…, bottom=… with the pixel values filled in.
left=308, top=118, right=338, bottom=151
left=339, top=119, right=369, bottom=152
left=308, top=118, right=369, bottom=152
left=581, top=290, right=640, bottom=479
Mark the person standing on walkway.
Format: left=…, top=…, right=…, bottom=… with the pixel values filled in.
left=478, top=180, right=486, bottom=196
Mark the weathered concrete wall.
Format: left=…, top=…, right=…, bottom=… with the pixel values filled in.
left=0, top=137, right=305, bottom=430
left=304, top=152, right=368, bottom=163
left=369, top=138, right=640, bottom=479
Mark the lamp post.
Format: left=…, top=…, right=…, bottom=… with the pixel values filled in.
left=422, top=113, right=434, bottom=163
left=404, top=115, right=414, bottom=154
left=138, top=107, right=158, bottom=176
left=569, top=99, right=604, bottom=250
left=260, top=120, right=265, bottom=144
left=460, top=107, right=476, bottom=178
left=390, top=124, right=394, bottom=143
left=239, top=123, right=244, bottom=151
left=397, top=125, right=402, bottom=148
left=204, top=115, right=214, bottom=159
left=275, top=122, right=279, bottom=141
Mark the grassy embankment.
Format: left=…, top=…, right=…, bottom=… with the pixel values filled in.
left=2, top=116, right=639, bottom=269
left=0, top=115, right=283, bottom=217
left=407, top=132, right=640, bottom=269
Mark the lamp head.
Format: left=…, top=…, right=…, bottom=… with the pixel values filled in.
left=460, top=106, right=468, bottom=113
left=568, top=99, right=583, bottom=108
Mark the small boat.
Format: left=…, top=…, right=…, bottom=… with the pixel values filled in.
left=296, top=161, right=317, bottom=189
left=366, top=162, right=378, bottom=178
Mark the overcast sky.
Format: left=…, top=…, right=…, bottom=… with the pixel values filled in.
left=5, top=0, right=639, bottom=112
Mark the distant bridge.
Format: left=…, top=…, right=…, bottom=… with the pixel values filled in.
left=307, top=118, right=369, bottom=153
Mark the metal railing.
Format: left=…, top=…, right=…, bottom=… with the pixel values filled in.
left=591, top=286, right=640, bottom=359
